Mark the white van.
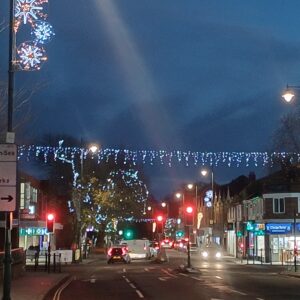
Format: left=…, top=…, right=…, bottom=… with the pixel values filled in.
left=120, top=239, right=151, bottom=259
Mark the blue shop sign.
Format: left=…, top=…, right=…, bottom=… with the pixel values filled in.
left=265, top=223, right=292, bottom=234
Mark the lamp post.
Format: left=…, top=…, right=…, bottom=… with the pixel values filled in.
left=201, top=168, right=214, bottom=241
left=187, top=183, right=198, bottom=244
left=281, top=85, right=300, bottom=271
left=78, top=143, right=99, bottom=261
left=175, top=192, right=185, bottom=225
left=282, top=84, right=300, bottom=102
left=161, top=201, right=169, bottom=218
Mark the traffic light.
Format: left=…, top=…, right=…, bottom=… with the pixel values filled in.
left=185, top=205, right=194, bottom=225
left=123, top=228, right=133, bottom=240
left=46, top=213, right=55, bottom=233
left=156, top=215, right=163, bottom=222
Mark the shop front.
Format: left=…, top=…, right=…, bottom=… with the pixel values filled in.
left=265, top=222, right=300, bottom=263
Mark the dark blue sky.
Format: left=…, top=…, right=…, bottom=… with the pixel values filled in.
left=1, top=0, right=300, bottom=197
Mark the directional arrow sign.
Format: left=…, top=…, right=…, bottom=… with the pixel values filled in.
left=0, top=144, right=17, bottom=212
left=1, top=195, right=13, bottom=202
left=0, top=186, right=16, bottom=211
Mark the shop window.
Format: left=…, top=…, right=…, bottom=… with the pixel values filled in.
left=273, top=198, right=285, bottom=214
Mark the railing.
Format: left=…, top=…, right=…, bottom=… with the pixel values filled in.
left=25, top=252, right=62, bottom=273
left=243, top=247, right=300, bottom=269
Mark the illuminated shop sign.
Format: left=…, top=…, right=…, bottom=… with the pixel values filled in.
left=265, top=223, right=291, bottom=234
left=19, top=227, right=47, bottom=236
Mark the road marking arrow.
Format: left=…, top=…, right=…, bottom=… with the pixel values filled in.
left=0, top=195, right=13, bottom=202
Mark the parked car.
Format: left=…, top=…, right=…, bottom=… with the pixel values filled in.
left=107, top=245, right=131, bottom=264
left=149, top=241, right=160, bottom=257
left=199, top=243, right=222, bottom=261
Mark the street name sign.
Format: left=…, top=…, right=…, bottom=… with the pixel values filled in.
left=0, top=144, right=17, bottom=211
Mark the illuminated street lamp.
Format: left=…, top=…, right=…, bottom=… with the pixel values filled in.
left=201, top=168, right=214, bottom=227
left=79, top=143, right=100, bottom=260
left=161, top=201, right=169, bottom=218
left=282, top=84, right=300, bottom=102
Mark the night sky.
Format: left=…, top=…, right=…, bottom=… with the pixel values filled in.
left=1, top=0, right=300, bottom=198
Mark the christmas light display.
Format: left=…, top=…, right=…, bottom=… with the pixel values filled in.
left=14, top=0, right=54, bottom=70
left=17, top=42, right=47, bottom=70
left=31, top=21, right=55, bottom=44
left=17, top=145, right=300, bottom=168
left=17, top=144, right=300, bottom=223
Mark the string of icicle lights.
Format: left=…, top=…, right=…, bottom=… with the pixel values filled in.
left=17, top=145, right=300, bottom=167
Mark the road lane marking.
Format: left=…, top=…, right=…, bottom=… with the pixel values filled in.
left=144, top=268, right=149, bottom=271
left=136, top=290, right=144, bottom=298
left=230, top=289, right=247, bottom=295
left=215, top=276, right=222, bottom=279
left=256, top=298, right=265, bottom=300
left=130, top=283, right=136, bottom=289
left=158, top=276, right=171, bottom=281
left=53, top=276, right=73, bottom=300
left=123, top=268, right=126, bottom=273
left=191, top=276, right=203, bottom=281
left=161, top=268, right=178, bottom=278
left=179, top=273, right=188, bottom=277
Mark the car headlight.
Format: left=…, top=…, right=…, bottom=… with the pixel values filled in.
left=215, top=252, right=221, bottom=258
left=202, top=251, right=208, bottom=258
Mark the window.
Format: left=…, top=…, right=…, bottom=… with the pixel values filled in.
left=273, top=198, right=285, bottom=213
left=20, top=183, right=25, bottom=209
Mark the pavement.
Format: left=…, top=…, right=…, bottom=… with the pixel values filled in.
left=1, top=249, right=300, bottom=300
left=0, top=249, right=104, bottom=300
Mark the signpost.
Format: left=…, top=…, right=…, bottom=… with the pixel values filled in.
left=0, top=144, right=17, bottom=212
left=1, top=143, right=17, bottom=300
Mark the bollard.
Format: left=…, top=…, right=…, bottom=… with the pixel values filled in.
left=260, top=249, right=263, bottom=264
left=48, top=251, right=51, bottom=273
left=58, top=253, right=62, bottom=273
left=53, top=253, right=56, bottom=273
left=45, top=253, right=47, bottom=271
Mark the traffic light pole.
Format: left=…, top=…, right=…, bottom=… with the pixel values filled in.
left=187, top=225, right=191, bottom=268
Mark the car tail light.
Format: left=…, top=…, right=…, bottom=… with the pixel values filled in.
left=155, top=246, right=159, bottom=250
left=107, top=248, right=112, bottom=256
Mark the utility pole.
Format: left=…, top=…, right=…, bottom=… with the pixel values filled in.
left=3, top=1, right=16, bottom=299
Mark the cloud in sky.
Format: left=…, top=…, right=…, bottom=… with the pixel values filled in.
left=2, top=0, right=300, bottom=196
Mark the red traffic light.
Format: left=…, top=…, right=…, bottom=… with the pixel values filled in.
left=46, top=213, right=55, bottom=233
left=47, top=213, right=54, bottom=221
left=156, top=215, right=163, bottom=222
left=185, top=206, right=193, bottom=214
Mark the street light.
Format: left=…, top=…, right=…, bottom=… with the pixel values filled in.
left=201, top=168, right=214, bottom=230
left=161, top=201, right=169, bottom=218
left=282, top=84, right=300, bottom=102
left=79, top=143, right=99, bottom=260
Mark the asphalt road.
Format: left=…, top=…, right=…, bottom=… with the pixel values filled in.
left=45, top=249, right=300, bottom=300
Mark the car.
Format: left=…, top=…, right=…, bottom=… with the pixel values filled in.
left=199, top=244, right=222, bottom=260
left=160, top=238, right=174, bottom=248
left=120, top=239, right=151, bottom=259
left=107, top=245, right=131, bottom=264
left=149, top=241, right=160, bottom=257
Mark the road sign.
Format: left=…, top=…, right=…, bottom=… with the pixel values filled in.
left=0, top=187, right=16, bottom=211
left=0, top=144, right=17, bottom=212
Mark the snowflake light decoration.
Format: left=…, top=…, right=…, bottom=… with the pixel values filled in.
left=17, top=42, right=47, bottom=71
left=31, top=21, right=55, bottom=44
left=15, top=0, right=48, bottom=26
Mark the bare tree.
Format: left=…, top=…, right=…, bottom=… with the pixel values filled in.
left=272, top=106, right=300, bottom=153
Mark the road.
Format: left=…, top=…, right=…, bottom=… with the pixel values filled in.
left=45, top=249, right=300, bottom=300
